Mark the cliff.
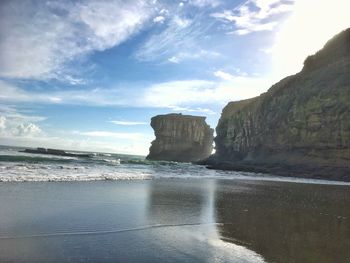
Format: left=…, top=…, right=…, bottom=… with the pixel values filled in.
left=147, top=114, right=214, bottom=162
left=210, top=28, right=350, bottom=181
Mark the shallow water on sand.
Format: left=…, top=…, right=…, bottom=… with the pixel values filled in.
left=0, top=179, right=349, bottom=262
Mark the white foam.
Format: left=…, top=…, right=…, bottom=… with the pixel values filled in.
left=0, top=171, right=153, bottom=182
left=0, top=161, right=153, bottom=182
left=101, top=158, right=120, bottom=165
left=1, top=149, right=349, bottom=185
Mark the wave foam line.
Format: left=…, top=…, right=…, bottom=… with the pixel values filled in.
left=0, top=222, right=225, bottom=240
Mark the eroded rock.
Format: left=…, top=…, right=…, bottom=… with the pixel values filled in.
left=147, top=114, right=214, bottom=162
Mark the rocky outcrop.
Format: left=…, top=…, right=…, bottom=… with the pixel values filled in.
left=208, top=28, right=350, bottom=181
left=21, top=148, right=91, bottom=157
left=147, top=114, right=214, bottom=162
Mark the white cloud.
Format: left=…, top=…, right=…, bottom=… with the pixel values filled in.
left=0, top=104, right=47, bottom=124
left=11, top=123, right=42, bottom=137
left=272, top=0, right=350, bottom=77
left=0, top=105, right=46, bottom=139
left=109, top=120, right=148, bottom=126
left=189, top=0, right=221, bottom=8
left=153, top=16, right=165, bottom=23
left=142, top=78, right=272, bottom=107
left=0, top=0, right=155, bottom=80
left=143, top=80, right=216, bottom=106
left=0, top=80, right=132, bottom=106
left=0, top=116, right=43, bottom=138
left=169, top=106, right=216, bottom=115
left=0, top=76, right=273, bottom=109
left=168, top=56, right=180, bottom=63
left=173, top=15, right=192, bottom=28
left=214, top=70, right=234, bottom=81
left=159, top=8, right=169, bottom=15
left=134, top=14, right=212, bottom=62
left=168, top=49, right=221, bottom=64
left=0, top=105, right=47, bottom=125
left=211, top=0, right=294, bottom=35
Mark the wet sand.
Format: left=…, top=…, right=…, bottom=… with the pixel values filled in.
left=0, top=179, right=349, bottom=262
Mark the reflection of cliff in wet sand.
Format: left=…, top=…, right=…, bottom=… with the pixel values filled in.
left=215, top=180, right=350, bottom=263
left=21, top=148, right=91, bottom=158
left=147, top=180, right=206, bottom=225
left=145, top=179, right=266, bottom=262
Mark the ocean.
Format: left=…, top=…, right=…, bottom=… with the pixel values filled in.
left=1, top=145, right=349, bottom=185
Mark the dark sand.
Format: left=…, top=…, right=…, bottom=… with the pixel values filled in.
left=0, top=179, right=349, bottom=262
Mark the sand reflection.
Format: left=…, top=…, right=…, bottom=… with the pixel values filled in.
left=147, top=179, right=266, bottom=262
left=215, top=180, right=350, bottom=263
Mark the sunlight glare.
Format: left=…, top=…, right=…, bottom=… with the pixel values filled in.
left=273, top=0, right=350, bottom=78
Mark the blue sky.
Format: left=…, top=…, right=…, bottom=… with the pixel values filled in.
left=0, top=0, right=349, bottom=154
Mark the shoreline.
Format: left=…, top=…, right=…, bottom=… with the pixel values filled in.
left=198, top=158, right=350, bottom=182
left=2, top=171, right=350, bottom=185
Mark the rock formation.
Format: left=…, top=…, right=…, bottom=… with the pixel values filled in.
left=147, top=114, right=214, bottom=162
left=21, top=148, right=91, bottom=157
left=207, top=28, right=350, bottom=181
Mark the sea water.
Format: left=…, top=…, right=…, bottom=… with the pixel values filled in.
left=0, top=145, right=349, bottom=185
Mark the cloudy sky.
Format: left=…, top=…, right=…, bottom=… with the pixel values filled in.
left=0, top=0, right=349, bottom=155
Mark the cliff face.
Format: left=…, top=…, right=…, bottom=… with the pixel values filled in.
left=147, top=114, right=214, bottom=162
left=213, top=28, right=350, bottom=180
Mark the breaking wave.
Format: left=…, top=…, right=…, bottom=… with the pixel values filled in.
left=1, top=146, right=349, bottom=185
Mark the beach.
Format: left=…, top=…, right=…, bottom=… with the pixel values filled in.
left=0, top=178, right=349, bottom=263
left=1, top=2, right=349, bottom=262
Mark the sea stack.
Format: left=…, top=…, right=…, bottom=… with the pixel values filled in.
left=210, top=28, right=350, bottom=181
left=147, top=114, right=214, bottom=162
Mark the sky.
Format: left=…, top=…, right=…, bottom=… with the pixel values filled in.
left=0, top=0, right=349, bottom=155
